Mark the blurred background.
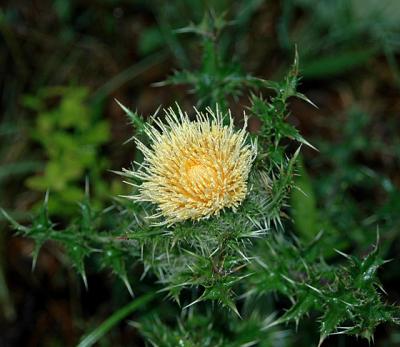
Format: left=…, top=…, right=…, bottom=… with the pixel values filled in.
left=1, top=0, right=400, bottom=346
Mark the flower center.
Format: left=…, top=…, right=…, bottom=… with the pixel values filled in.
left=185, top=162, right=215, bottom=186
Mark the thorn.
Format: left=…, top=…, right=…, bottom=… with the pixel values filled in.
left=305, top=283, right=322, bottom=295
left=255, top=257, right=269, bottom=270
left=377, top=283, right=388, bottom=295
left=31, top=242, right=42, bottom=272
left=123, top=135, right=136, bottom=145
left=383, top=258, right=394, bottom=265
left=281, top=274, right=296, bottom=285
left=81, top=272, right=88, bottom=290
left=318, top=334, right=326, bottom=347
left=182, top=296, right=202, bottom=310
left=334, top=249, right=350, bottom=259
left=123, top=277, right=134, bottom=298
left=300, top=137, right=318, bottom=151
left=295, top=92, right=319, bottom=109
left=150, top=105, right=162, bottom=125
left=293, top=146, right=302, bottom=160
left=0, top=209, right=28, bottom=232
left=31, top=257, right=38, bottom=272
left=262, top=316, right=284, bottom=330
left=115, top=98, right=128, bottom=113
left=227, top=301, right=241, bottom=318
left=313, top=230, right=324, bottom=243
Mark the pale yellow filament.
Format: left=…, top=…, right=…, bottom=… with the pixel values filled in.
left=123, top=105, right=256, bottom=224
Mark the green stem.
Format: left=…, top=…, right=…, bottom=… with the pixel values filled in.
left=77, top=291, right=157, bottom=347
left=91, top=51, right=168, bottom=101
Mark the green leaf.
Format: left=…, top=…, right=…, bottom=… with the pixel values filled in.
left=301, top=48, right=377, bottom=79
left=102, top=246, right=134, bottom=296
left=279, top=291, right=316, bottom=326
left=77, top=291, right=157, bottom=347
left=115, top=99, right=147, bottom=136
left=66, top=241, right=91, bottom=288
left=320, top=303, right=347, bottom=338
left=291, top=157, right=319, bottom=241
left=200, top=285, right=240, bottom=317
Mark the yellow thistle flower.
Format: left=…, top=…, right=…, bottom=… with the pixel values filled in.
left=123, top=105, right=257, bottom=224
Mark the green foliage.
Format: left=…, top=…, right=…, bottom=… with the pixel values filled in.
left=23, top=86, right=111, bottom=215
left=8, top=59, right=399, bottom=345
left=249, top=50, right=316, bottom=155
left=279, top=0, right=400, bottom=79
left=1, top=191, right=139, bottom=294
left=137, top=311, right=291, bottom=347
left=156, top=12, right=265, bottom=110
left=249, top=233, right=399, bottom=344
left=151, top=0, right=264, bottom=70
left=77, top=291, right=157, bottom=347
left=313, top=107, right=400, bottom=252
left=8, top=15, right=400, bottom=346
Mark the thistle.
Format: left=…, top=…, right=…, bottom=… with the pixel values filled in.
left=123, top=105, right=257, bottom=224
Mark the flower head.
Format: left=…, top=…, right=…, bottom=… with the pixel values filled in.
left=124, top=105, right=256, bottom=224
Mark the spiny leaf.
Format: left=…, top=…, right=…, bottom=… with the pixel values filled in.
left=102, top=246, right=134, bottom=296
left=115, top=99, right=148, bottom=136
left=279, top=291, right=316, bottom=327
left=200, top=285, right=241, bottom=317
left=66, top=241, right=92, bottom=288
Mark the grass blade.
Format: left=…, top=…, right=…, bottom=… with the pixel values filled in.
left=77, top=291, right=157, bottom=347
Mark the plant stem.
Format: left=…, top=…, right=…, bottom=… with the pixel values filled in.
left=76, top=291, right=157, bottom=347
